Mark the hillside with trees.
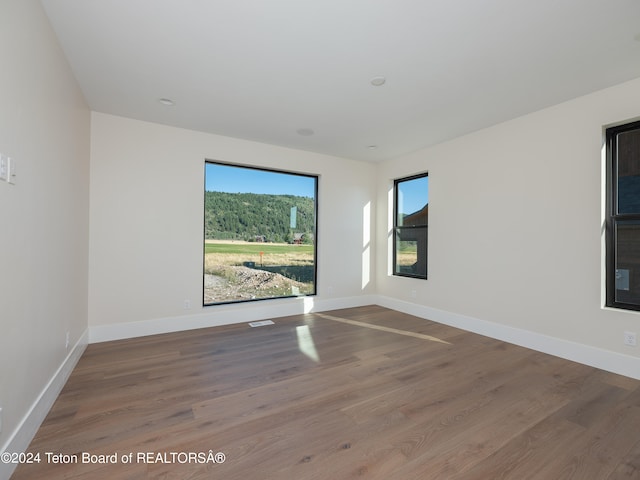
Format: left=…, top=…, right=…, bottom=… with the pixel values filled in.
left=204, top=191, right=315, bottom=243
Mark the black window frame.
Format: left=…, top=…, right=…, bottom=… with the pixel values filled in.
left=606, top=119, right=640, bottom=311
left=393, top=172, right=428, bottom=280
left=203, top=160, right=318, bottom=306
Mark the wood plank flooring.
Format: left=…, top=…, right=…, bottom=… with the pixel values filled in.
left=11, top=305, right=640, bottom=479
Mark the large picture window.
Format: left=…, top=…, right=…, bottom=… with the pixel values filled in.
left=204, top=162, right=317, bottom=305
left=606, top=120, right=640, bottom=310
left=393, top=173, right=428, bottom=279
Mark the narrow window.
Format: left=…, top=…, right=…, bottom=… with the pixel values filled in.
left=606, top=120, right=640, bottom=310
left=393, top=173, right=428, bottom=279
left=204, top=161, right=317, bottom=305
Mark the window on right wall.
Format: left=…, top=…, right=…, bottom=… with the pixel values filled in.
left=393, top=173, right=428, bottom=279
left=606, top=120, right=640, bottom=310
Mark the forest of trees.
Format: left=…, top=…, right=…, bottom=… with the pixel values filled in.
left=204, top=191, right=315, bottom=243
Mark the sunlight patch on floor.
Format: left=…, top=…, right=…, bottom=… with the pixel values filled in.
left=316, top=313, right=450, bottom=344
left=296, top=325, right=320, bottom=362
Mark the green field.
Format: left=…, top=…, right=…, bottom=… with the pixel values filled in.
left=204, top=242, right=313, bottom=255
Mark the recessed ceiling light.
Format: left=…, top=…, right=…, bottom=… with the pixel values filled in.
left=370, top=76, right=386, bottom=87
left=367, top=145, right=378, bottom=150
left=296, top=128, right=314, bottom=136
left=158, top=98, right=175, bottom=106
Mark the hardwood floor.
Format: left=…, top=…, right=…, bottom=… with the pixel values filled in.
left=12, top=306, right=640, bottom=479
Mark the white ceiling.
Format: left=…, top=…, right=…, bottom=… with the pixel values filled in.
left=40, top=0, right=640, bottom=162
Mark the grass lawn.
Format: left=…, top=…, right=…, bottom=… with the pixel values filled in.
left=204, top=242, right=314, bottom=255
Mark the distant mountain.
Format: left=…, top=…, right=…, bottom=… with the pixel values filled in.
left=204, top=191, right=315, bottom=243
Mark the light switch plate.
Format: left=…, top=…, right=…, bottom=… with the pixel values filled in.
left=7, top=156, right=16, bottom=184
left=0, top=154, right=8, bottom=181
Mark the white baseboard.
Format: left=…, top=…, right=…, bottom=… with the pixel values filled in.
left=89, top=294, right=377, bottom=343
left=376, top=295, right=640, bottom=381
left=0, top=330, right=88, bottom=480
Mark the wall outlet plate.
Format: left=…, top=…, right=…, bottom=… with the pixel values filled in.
left=624, top=331, right=637, bottom=346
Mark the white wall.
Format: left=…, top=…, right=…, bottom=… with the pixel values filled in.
left=377, top=77, right=640, bottom=377
left=88, top=113, right=377, bottom=341
left=0, top=0, right=90, bottom=471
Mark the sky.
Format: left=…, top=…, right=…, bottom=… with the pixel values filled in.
left=398, top=175, right=429, bottom=215
left=205, top=163, right=316, bottom=198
